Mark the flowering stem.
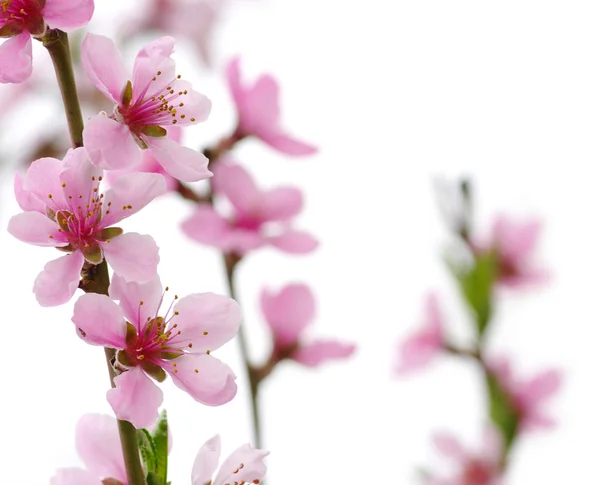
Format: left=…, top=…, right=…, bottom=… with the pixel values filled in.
left=43, top=30, right=146, bottom=485
left=42, top=29, right=85, bottom=148
left=224, top=252, right=263, bottom=449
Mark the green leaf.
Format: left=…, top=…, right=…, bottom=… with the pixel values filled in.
left=486, top=372, right=519, bottom=451
left=137, top=428, right=157, bottom=476
left=151, top=410, right=169, bottom=485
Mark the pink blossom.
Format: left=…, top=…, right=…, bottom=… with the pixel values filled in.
left=261, top=283, right=355, bottom=367
left=81, top=33, right=212, bottom=181
left=478, top=215, right=549, bottom=288
left=226, top=57, right=317, bottom=156
left=51, top=414, right=126, bottom=485
left=489, top=356, right=562, bottom=432
left=0, top=0, right=94, bottom=84
left=394, top=293, right=444, bottom=374
left=7, top=148, right=165, bottom=306
left=181, top=161, right=318, bottom=255
left=427, top=428, right=504, bottom=485
left=192, top=435, right=269, bottom=485
left=72, top=274, right=241, bottom=429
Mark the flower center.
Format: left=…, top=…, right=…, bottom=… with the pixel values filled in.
left=0, top=0, right=45, bottom=36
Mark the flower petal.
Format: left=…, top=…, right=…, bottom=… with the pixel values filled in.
left=293, top=340, right=355, bottom=367
left=43, top=0, right=95, bottom=31
left=268, top=230, right=318, bottom=254
left=146, top=136, right=211, bottom=182
left=50, top=468, right=99, bottom=485
left=101, top=172, right=166, bottom=227
left=261, top=284, right=315, bottom=345
left=225, top=56, right=244, bottom=109
left=259, top=187, right=303, bottom=222
left=14, top=172, right=45, bottom=213
left=81, top=33, right=128, bottom=103
left=181, top=204, right=232, bottom=247
left=0, top=32, right=32, bottom=84
left=7, top=211, right=65, bottom=247
left=213, top=443, right=269, bottom=485
left=192, top=434, right=221, bottom=485
left=59, top=147, right=103, bottom=204
left=109, top=273, right=163, bottom=328
left=168, top=293, right=241, bottom=352
left=259, top=131, right=318, bottom=156
left=168, top=354, right=237, bottom=406
left=83, top=115, right=141, bottom=170
left=212, top=162, right=259, bottom=215
left=72, top=293, right=126, bottom=348
left=239, top=74, right=279, bottom=133
left=75, top=414, right=127, bottom=483
left=101, top=232, right=159, bottom=283
left=34, top=252, right=84, bottom=306
left=165, top=80, right=211, bottom=125
left=23, top=156, right=66, bottom=207
left=432, top=432, right=468, bottom=461
left=132, top=36, right=176, bottom=101
left=107, top=367, right=164, bottom=429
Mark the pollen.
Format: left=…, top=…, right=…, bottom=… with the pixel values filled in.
left=203, top=331, right=208, bottom=335
left=194, top=369, right=199, bottom=373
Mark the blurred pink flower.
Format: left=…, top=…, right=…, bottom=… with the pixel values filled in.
left=226, top=57, right=317, bottom=156
left=121, top=0, right=223, bottom=66
left=81, top=33, right=212, bottom=181
left=489, top=356, right=562, bottom=432
left=261, top=283, right=355, bottom=367
left=181, top=161, right=318, bottom=255
left=427, top=428, right=503, bottom=485
left=7, top=147, right=165, bottom=306
left=479, top=215, right=549, bottom=288
left=51, top=414, right=126, bottom=485
left=394, top=293, right=444, bottom=374
left=192, top=434, right=269, bottom=485
left=0, top=0, right=94, bottom=83
left=72, top=274, right=240, bottom=429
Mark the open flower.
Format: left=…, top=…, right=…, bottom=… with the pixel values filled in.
left=261, top=283, right=355, bottom=367
left=192, top=434, right=269, bottom=485
left=51, top=414, right=126, bottom=485
left=226, top=57, right=317, bottom=156
left=81, top=33, right=212, bottom=181
left=394, top=293, right=444, bottom=374
left=488, top=356, right=562, bottom=432
left=182, top=161, right=318, bottom=255
left=72, top=274, right=241, bottom=429
left=426, top=428, right=504, bottom=485
left=0, top=0, right=94, bottom=84
left=7, top=147, right=165, bottom=306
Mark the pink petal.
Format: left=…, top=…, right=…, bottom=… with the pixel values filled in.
left=225, top=57, right=244, bottom=110
left=212, top=162, right=259, bottom=215
left=181, top=205, right=234, bottom=248
left=107, top=367, right=164, bottom=429
left=146, top=136, right=211, bottom=182
left=43, top=0, right=95, bottom=30
left=101, top=232, right=160, bottom=283
left=213, top=443, right=269, bottom=485
left=227, top=229, right=264, bottom=254
left=493, top=215, right=541, bottom=260
left=14, top=172, right=45, bottom=213
left=75, top=414, right=127, bottom=483
left=260, top=187, right=303, bottom=222
left=50, top=468, right=99, bottom=485
left=260, top=284, right=315, bottom=345
left=7, top=211, right=65, bottom=247
left=192, top=434, right=221, bottom=485
left=81, top=33, right=128, bottom=104
left=72, top=293, right=126, bottom=348
left=293, top=340, right=355, bottom=367
left=168, top=354, right=237, bottom=406
left=33, top=252, right=84, bottom=306
left=164, top=80, right=211, bottom=125
left=23, top=156, right=66, bottom=207
left=239, top=74, right=280, bottom=133
left=481, top=426, right=504, bottom=464
left=168, top=293, right=241, bottom=352
left=109, top=274, right=164, bottom=328
left=259, top=131, right=318, bottom=156
left=268, top=230, right=318, bottom=254
left=132, top=36, right=176, bottom=101
left=83, top=115, right=141, bottom=170
left=101, top=172, right=166, bottom=227
left=432, top=432, right=468, bottom=461
left=59, top=147, right=103, bottom=203
left=0, top=32, right=32, bottom=84
left=106, top=150, right=178, bottom=192
left=522, top=369, right=562, bottom=403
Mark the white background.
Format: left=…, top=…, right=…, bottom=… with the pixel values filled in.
left=0, top=0, right=597, bottom=483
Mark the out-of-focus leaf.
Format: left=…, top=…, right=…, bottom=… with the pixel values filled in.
left=486, top=371, right=519, bottom=451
